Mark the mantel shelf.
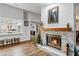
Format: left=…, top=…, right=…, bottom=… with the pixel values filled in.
left=42, top=27, right=72, bottom=32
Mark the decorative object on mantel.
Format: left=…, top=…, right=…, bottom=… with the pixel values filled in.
left=48, top=6, right=59, bottom=24
left=67, top=23, right=70, bottom=28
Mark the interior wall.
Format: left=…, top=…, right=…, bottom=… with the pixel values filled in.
left=75, top=4, right=79, bottom=31
left=0, top=4, right=23, bottom=19
left=41, top=4, right=75, bottom=55
left=28, top=12, right=41, bottom=39
left=76, top=21, right=79, bottom=31
left=28, top=12, right=41, bottom=22
left=0, top=3, right=26, bottom=41
left=41, top=3, right=74, bottom=31
left=0, top=3, right=41, bottom=41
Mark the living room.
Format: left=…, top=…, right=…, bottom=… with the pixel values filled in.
left=0, top=3, right=78, bottom=56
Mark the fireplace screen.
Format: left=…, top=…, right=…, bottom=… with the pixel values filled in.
left=46, top=34, right=61, bottom=49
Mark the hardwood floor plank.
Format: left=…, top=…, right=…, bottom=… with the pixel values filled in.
left=0, top=41, right=52, bottom=56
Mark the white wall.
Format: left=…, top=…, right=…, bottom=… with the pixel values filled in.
left=0, top=4, right=28, bottom=41
left=28, top=12, right=41, bottom=22
left=21, top=10, right=41, bottom=41
left=28, top=12, right=41, bottom=38
left=0, top=4, right=23, bottom=19
left=41, top=3, right=74, bottom=31
left=0, top=3, right=41, bottom=41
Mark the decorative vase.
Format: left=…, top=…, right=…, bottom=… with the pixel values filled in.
left=67, top=23, right=70, bottom=28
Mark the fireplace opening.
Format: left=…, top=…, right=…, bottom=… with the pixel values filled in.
left=46, top=34, right=61, bottom=50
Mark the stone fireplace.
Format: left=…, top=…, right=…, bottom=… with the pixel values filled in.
left=46, top=34, right=61, bottom=49
left=40, top=30, right=74, bottom=56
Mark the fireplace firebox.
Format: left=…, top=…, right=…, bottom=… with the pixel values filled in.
left=46, top=34, right=61, bottom=49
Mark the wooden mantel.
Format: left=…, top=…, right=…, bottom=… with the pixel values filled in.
left=42, top=27, right=72, bottom=32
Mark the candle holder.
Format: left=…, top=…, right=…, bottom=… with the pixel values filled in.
left=67, top=23, right=70, bottom=28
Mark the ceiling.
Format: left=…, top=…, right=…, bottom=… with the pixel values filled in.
left=6, top=3, right=50, bottom=14
left=6, top=3, right=79, bottom=18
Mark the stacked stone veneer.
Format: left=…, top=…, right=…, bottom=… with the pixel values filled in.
left=41, top=31, right=75, bottom=56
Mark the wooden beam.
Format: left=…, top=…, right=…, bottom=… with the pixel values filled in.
left=42, top=28, right=72, bottom=32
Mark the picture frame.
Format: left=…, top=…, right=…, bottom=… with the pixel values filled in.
left=24, top=21, right=29, bottom=26
left=48, top=6, right=59, bottom=24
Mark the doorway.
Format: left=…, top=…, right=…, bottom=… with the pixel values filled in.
left=75, top=3, right=79, bottom=56
left=30, top=21, right=41, bottom=44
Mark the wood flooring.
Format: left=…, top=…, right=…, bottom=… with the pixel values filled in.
left=0, top=41, right=51, bottom=56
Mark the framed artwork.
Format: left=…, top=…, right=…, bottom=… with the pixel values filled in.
left=24, top=21, right=29, bottom=26
left=48, top=6, right=59, bottom=24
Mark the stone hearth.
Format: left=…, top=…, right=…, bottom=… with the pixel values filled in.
left=40, top=31, right=74, bottom=56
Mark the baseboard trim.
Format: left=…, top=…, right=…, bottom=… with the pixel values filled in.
left=19, top=40, right=31, bottom=44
